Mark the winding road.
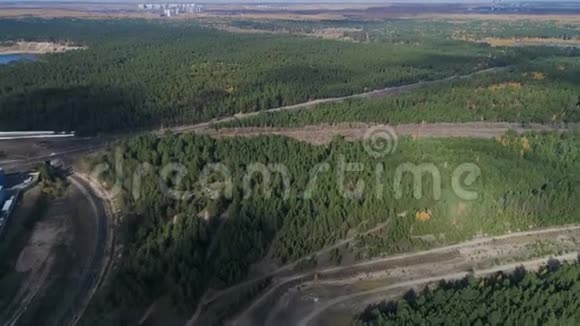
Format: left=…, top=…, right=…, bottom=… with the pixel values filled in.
left=0, top=173, right=112, bottom=326
left=189, top=225, right=580, bottom=326
left=297, top=252, right=580, bottom=326
left=234, top=226, right=580, bottom=326
left=63, top=173, right=113, bottom=326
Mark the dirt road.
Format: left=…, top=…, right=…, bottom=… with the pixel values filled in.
left=200, top=225, right=580, bottom=326
left=168, top=66, right=509, bottom=134
left=297, top=252, right=580, bottom=326
left=62, top=173, right=113, bottom=326
left=0, top=173, right=112, bottom=326
left=199, top=122, right=580, bottom=144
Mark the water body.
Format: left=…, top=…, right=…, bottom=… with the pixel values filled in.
left=0, top=53, right=38, bottom=65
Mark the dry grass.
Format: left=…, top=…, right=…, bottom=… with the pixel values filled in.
left=480, top=37, right=580, bottom=47
left=531, top=72, right=546, bottom=81
left=213, top=24, right=362, bottom=42
left=214, top=12, right=346, bottom=21
left=417, top=13, right=580, bottom=24
left=416, top=210, right=433, bottom=222
left=451, top=32, right=580, bottom=47
left=0, top=41, right=85, bottom=54
left=486, top=81, right=522, bottom=91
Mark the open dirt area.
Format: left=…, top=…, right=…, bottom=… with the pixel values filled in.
left=14, top=201, right=68, bottom=272
left=225, top=225, right=580, bottom=326
left=212, top=24, right=363, bottom=42
left=0, top=41, right=86, bottom=55
left=418, top=13, right=580, bottom=24
left=1, top=192, right=70, bottom=325
left=200, top=122, right=580, bottom=145
left=0, top=179, right=102, bottom=326
left=451, top=35, right=580, bottom=48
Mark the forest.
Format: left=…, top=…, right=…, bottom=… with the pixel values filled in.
left=219, top=56, right=580, bottom=128
left=3, top=16, right=579, bottom=324
left=360, top=261, right=580, bottom=325
left=81, top=131, right=580, bottom=322
left=0, top=18, right=571, bottom=134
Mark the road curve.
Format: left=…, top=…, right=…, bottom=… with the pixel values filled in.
left=229, top=225, right=580, bottom=326
left=1, top=173, right=111, bottom=326
left=62, top=173, right=112, bottom=326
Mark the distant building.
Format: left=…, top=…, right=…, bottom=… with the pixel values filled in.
left=139, top=2, right=203, bottom=16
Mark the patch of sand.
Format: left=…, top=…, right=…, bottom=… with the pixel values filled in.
left=417, top=13, right=580, bottom=24
left=486, top=81, right=522, bottom=91
left=0, top=41, right=85, bottom=55
left=15, top=218, right=65, bottom=272
left=203, top=122, right=580, bottom=145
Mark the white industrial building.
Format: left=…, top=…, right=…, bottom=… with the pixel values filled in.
left=138, top=3, right=204, bottom=16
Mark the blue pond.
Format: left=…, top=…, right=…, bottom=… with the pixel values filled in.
left=0, top=53, right=38, bottom=65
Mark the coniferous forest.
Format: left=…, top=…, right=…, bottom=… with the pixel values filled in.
left=82, top=132, right=579, bottom=321
left=2, top=15, right=580, bottom=325
left=360, top=262, right=580, bottom=326
left=0, top=18, right=571, bottom=134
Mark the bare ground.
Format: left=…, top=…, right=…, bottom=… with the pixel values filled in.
left=3, top=194, right=70, bottom=326
left=200, top=122, right=580, bottom=144
left=187, top=225, right=580, bottom=326
left=0, top=41, right=85, bottom=55
left=1, top=175, right=109, bottom=326
left=297, top=252, right=579, bottom=326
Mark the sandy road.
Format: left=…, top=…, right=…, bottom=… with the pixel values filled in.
left=226, top=225, right=580, bottom=326
left=199, top=122, right=580, bottom=144
left=1, top=174, right=111, bottom=326
left=297, top=252, right=580, bottom=326
left=187, top=220, right=393, bottom=326
left=62, top=173, right=113, bottom=326
left=168, top=66, right=509, bottom=134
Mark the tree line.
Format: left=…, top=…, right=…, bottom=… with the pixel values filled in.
left=359, top=261, right=580, bottom=325
left=218, top=56, right=580, bottom=129
left=0, top=18, right=544, bottom=135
